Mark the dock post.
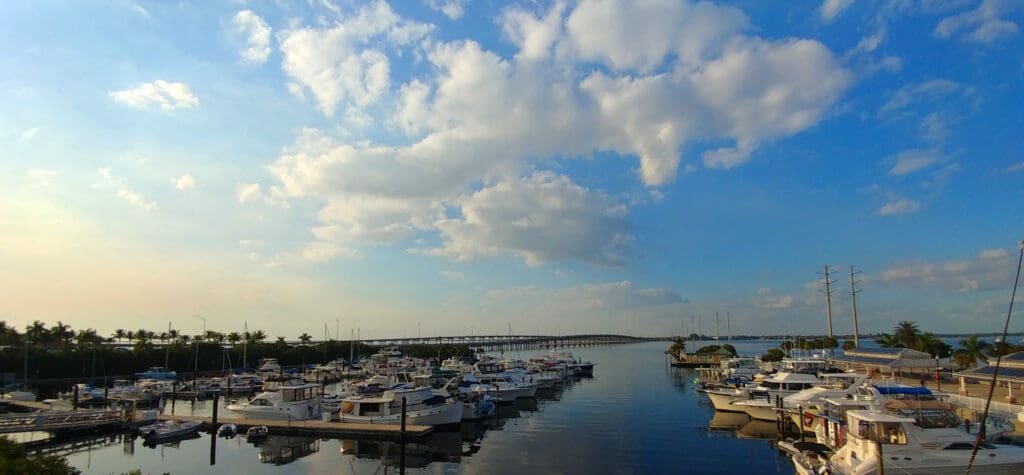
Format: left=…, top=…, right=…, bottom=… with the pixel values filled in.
left=401, top=396, right=407, bottom=434
left=211, top=391, right=220, bottom=426
left=73, top=385, right=79, bottom=411
left=171, top=387, right=176, bottom=415
left=104, top=387, right=109, bottom=401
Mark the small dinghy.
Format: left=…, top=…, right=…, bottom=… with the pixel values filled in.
left=217, top=423, right=238, bottom=438
left=137, top=420, right=201, bottom=441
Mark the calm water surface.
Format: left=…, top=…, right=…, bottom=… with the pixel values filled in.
left=59, top=341, right=796, bottom=474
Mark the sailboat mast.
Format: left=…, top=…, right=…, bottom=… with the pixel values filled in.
left=850, top=265, right=862, bottom=348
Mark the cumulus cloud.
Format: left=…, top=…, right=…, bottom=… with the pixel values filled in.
left=426, top=0, right=466, bottom=20
left=882, top=247, right=1018, bottom=292
left=888, top=149, right=942, bottom=176
left=820, top=0, right=854, bottom=22
left=232, top=10, right=271, bottom=65
left=934, top=0, right=1020, bottom=43
left=756, top=287, right=796, bottom=310
left=429, top=171, right=632, bottom=266
left=236, top=183, right=262, bottom=203
left=263, top=0, right=851, bottom=265
left=174, top=173, right=196, bottom=190
left=878, top=198, right=922, bottom=216
left=278, top=1, right=432, bottom=115
left=109, top=80, right=199, bottom=110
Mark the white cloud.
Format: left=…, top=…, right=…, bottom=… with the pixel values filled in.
left=879, top=79, right=959, bottom=118
left=174, top=173, right=196, bottom=190
left=878, top=198, right=922, bottom=216
left=109, top=80, right=199, bottom=110
left=300, top=241, right=359, bottom=262
left=935, top=0, right=1020, bottom=43
left=236, top=183, right=262, bottom=203
left=755, top=287, right=797, bottom=310
left=882, top=247, right=1017, bottom=292
left=439, top=270, right=463, bottom=281
left=96, top=168, right=157, bottom=212
left=20, top=127, right=41, bottom=141
left=919, top=112, right=951, bottom=142
left=429, top=171, right=632, bottom=266
left=888, top=148, right=941, bottom=176
left=232, top=10, right=271, bottom=65
left=426, top=0, right=466, bottom=20
left=820, top=0, right=854, bottom=22
left=278, top=1, right=433, bottom=115
left=130, top=4, right=149, bottom=19
left=996, top=161, right=1024, bottom=174
left=264, top=1, right=851, bottom=265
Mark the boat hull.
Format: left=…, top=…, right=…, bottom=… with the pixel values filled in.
left=340, top=400, right=462, bottom=426
left=703, top=389, right=744, bottom=412
left=731, top=401, right=778, bottom=421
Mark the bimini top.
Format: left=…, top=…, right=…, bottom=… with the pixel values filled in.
left=872, top=385, right=933, bottom=396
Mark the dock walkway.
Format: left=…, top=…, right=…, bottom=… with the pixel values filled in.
left=156, top=414, right=433, bottom=440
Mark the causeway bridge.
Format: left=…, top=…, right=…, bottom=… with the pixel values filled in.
left=355, top=334, right=662, bottom=351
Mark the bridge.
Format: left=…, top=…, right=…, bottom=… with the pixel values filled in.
left=355, top=334, right=662, bottom=351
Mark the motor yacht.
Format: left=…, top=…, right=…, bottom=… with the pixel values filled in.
left=792, top=408, right=1024, bottom=474
left=258, top=358, right=282, bottom=373
left=226, top=381, right=322, bottom=420
left=335, top=386, right=461, bottom=426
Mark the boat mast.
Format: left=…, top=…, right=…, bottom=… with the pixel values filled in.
left=243, top=321, right=248, bottom=371
left=715, top=312, right=720, bottom=342
left=850, top=265, right=863, bottom=347
left=819, top=265, right=835, bottom=356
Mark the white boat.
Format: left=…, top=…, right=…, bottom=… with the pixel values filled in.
left=792, top=408, right=1024, bottom=474
left=137, top=420, right=201, bottom=441
left=460, top=374, right=536, bottom=402
left=733, top=373, right=868, bottom=422
left=459, top=393, right=497, bottom=420
left=3, top=390, right=36, bottom=402
left=708, top=372, right=821, bottom=414
left=217, top=423, right=238, bottom=438
left=337, top=386, right=462, bottom=426
left=258, top=358, right=282, bottom=373
left=226, top=381, right=323, bottom=420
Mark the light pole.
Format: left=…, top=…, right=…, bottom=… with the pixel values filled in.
left=935, top=355, right=941, bottom=391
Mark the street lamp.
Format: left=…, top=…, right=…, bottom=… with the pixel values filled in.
left=934, top=355, right=941, bottom=391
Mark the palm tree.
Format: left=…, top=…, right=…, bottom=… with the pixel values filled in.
left=51, top=321, right=74, bottom=349
left=275, top=336, right=288, bottom=348
left=956, top=335, right=991, bottom=368
left=168, top=329, right=181, bottom=345
left=875, top=333, right=901, bottom=348
left=26, top=320, right=48, bottom=346
left=299, top=333, right=313, bottom=345
left=914, top=332, right=950, bottom=357
left=112, top=328, right=126, bottom=344
left=893, top=321, right=920, bottom=348
left=251, top=330, right=266, bottom=343
left=227, top=332, right=242, bottom=346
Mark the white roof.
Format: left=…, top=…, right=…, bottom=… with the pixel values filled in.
left=763, top=372, right=820, bottom=383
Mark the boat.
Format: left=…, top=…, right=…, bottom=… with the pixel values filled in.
left=134, top=367, right=177, bottom=380
left=705, top=372, right=821, bottom=413
left=137, top=420, right=201, bottom=441
left=459, top=374, right=536, bottom=402
left=733, top=373, right=869, bottom=422
left=217, top=423, right=238, bottom=438
left=258, top=358, right=282, bottom=373
left=226, top=381, right=323, bottom=420
left=246, top=425, right=269, bottom=439
left=792, top=408, right=1024, bottom=474
left=337, top=386, right=462, bottom=426
left=459, top=392, right=497, bottom=420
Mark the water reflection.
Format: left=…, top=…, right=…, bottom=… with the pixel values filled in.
left=256, top=436, right=320, bottom=465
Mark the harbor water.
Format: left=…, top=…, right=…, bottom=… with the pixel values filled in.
left=59, top=341, right=795, bottom=474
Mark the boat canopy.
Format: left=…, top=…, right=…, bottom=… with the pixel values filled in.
left=872, top=385, right=932, bottom=396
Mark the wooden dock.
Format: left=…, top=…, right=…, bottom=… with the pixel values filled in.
left=156, top=414, right=433, bottom=440
left=0, top=407, right=124, bottom=434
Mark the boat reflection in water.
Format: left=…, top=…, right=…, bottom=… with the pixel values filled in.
left=341, top=430, right=464, bottom=468
left=709, top=411, right=750, bottom=431
left=737, top=420, right=780, bottom=441
left=256, top=436, right=320, bottom=465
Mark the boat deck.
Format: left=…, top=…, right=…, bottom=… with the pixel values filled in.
left=156, top=414, right=433, bottom=440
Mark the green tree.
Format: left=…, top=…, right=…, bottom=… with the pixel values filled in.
left=227, top=332, right=242, bottom=346
left=112, top=328, right=126, bottom=344
left=956, top=335, right=991, bottom=368
left=842, top=340, right=856, bottom=351
left=914, top=332, right=951, bottom=358
left=299, top=333, right=313, bottom=345
left=0, top=436, right=79, bottom=474
left=761, top=348, right=785, bottom=362
left=875, top=333, right=901, bottom=348
left=893, top=321, right=920, bottom=348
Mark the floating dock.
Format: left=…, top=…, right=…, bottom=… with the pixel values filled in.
left=156, top=414, right=433, bottom=440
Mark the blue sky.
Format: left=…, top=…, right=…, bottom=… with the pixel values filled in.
left=1, top=0, right=1022, bottom=340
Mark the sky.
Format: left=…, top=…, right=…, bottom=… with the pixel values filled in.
left=1, top=0, right=1022, bottom=341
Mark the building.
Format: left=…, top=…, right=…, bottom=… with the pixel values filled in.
left=831, top=347, right=949, bottom=377
left=952, top=351, right=1024, bottom=402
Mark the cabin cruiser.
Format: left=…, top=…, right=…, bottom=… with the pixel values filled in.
left=135, top=367, right=177, bottom=380
left=732, top=373, right=868, bottom=422
left=459, top=373, right=536, bottom=402
left=704, top=372, right=820, bottom=412
left=335, top=386, right=462, bottom=426
left=792, top=408, right=1024, bottom=474
left=696, top=357, right=765, bottom=388
left=226, top=381, right=322, bottom=420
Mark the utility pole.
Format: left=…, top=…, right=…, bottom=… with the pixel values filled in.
left=850, top=265, right=863, bottom=347
left=697, top=315, right=702, bottom=342
left=818, top=265, right=835, bottom=357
